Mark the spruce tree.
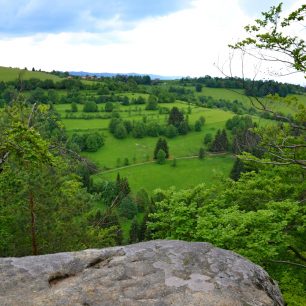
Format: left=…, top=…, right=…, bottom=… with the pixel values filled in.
left=168, top=107, right=184, bottom=128
left=230, top=158, right=245, bottom=181
left=210, top=129, right=221, bottom=152
left=220, top=129, right=229, bottom=151
left=129, top=217, right=139, bottom=243
left=154, top=138, right=169, bottom=159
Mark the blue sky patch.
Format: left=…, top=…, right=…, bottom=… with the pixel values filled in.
left=0, top=0, right=190, bottom=36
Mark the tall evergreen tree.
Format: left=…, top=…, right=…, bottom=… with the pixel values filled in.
left=168, top=107, right=184, bottom=128
left=210, top=129, right=229, bottom=152
left=154, top=138, right=169, bottom=159
left=129, top=217, right=139, bottom=243
left=230, top=158, right=245, bottom=181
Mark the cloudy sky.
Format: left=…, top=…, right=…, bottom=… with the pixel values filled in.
left=0, top=0, right=304, bottom=83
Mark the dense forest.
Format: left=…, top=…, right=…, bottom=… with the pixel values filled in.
left=0, top=3, right=305, bottom=305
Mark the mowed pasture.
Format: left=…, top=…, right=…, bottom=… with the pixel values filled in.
left=55, top=100, right=236, bottom=191
left=94, top=155, right=234, bottom=193
left=55, top=102, right=234, bottom=164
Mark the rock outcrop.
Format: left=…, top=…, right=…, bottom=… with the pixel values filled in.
left=0, top=240, right=284, bottom=306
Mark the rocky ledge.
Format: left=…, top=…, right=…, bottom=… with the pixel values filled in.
left=0, top=240, right=284, bottom=306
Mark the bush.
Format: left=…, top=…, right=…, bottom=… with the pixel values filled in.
left=156, top=149, right=166, bottom=164
left=132, top=122, right=146, bottom=138
left=165, top=124, right=178, bottom=138
left=204, top=133, right=212, bottom=145
left=198, top=147, right=205, bottom=159
left=114, top=123, right=127, bottom=139
left=71, top=102, right=78, bottom=112
left=146, top=122, right=160, bottom=137
left=194, top=120, right=202, bottom=132
left=83, top=101, right=98, bottom=112
left=85, top=133, right=104, bottom=152
left=105, top=102, right=114, bottom=112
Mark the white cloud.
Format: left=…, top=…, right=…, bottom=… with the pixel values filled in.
left=0, top=0, right=304, bottom=84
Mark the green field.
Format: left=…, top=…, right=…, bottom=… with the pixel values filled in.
left=56, top=102, right=233, bottom=133
left=94, top=155, right=234, bottom=192
left=0, top=66, right=61, bottom=82
left=195, top=86, right=305, bottom=115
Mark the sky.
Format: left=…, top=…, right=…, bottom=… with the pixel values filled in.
left=0, top=0, right=304, bottom=83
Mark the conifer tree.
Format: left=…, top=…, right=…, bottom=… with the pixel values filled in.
left=154, top=138, right=169, bottom=159
left=168, top=107, right=184, bottom=128
left=129, top=217, right=139, bottom=243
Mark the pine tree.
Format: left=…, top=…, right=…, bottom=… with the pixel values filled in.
left=230, top=158, right=245, bottom=181
left=154, top=138, right=169, bottom=159
left=210, top=129, right=229, bottom=152
left=168, top=107, right=184, bottom=128
left=220, top=129, right=229, bottom=151
left=129, top=217, right=139, bottom=243
left=210, top=129, right=221, bottom=152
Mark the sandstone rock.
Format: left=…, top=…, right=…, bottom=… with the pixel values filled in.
left=0, top=240, right=284, bottom=306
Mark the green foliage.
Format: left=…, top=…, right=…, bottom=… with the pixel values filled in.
left=132, top=121, right=146, bottom=138
left=154, top=138, right=169, bottom=159
left=114, top=123, right=128, bottom=139
left=168, top=107, right=184, bottom=128
left=0, top=100, right=120, bottom=256
left=165, top=124, right=178, bottom=138
left=204, top=133, right=212, bottom=145
left=210, top=129, right=229, bottom=152
left=145, top=95, right=158, bottom=110
left=105, top=102, right=114, bottom=112
left=129, top=217, right=139, bottom=243
left=156, top=149, right=166, bottom=164
left=71, top=102, right=78, bottom=112
left=70, top=132, right=104, bottom=152
left=85, top=133, right=104, bottom=152
left=194, top=120, right=202, bottom=131
left=135, top=188, right=150, bottom=213
left=119, top=196, right=138, bottom=219
left=147, top=165, right=306, bottom=303
left=195, top=84, right=202, bottom=92
left=230, top=3, right=306, bottom=74
left=230, top=158, right=245, bottom=181
left=198, top=147, right=205, bottom=159
left=83, top=101, right=98, bottom=112
left=146, top=121, right=161, bottom=137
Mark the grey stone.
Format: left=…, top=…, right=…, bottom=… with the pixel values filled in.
left=0, top=240, right=284, bottom=306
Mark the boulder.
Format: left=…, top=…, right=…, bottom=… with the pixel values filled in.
left=0, top=240, right=284, bottom=305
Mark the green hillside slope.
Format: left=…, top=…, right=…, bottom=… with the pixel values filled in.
left=0, top=66, right=61, bottom=82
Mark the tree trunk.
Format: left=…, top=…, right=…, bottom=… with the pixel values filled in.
left=29, top=192, right=38, bottom=255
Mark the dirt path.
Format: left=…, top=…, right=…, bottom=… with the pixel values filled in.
left=99, top=152, right=229, bottom=174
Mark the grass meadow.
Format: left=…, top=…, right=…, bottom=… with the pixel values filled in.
left=94, top=155, right=234, bottom=193
left=0, top=66, right=61, bottom=82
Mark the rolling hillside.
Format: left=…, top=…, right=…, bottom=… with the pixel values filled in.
left=0, top=66, right=61, bottom=82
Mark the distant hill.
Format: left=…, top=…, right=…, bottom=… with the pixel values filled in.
left=69, top=71, right=181, bottom=80
left=0, top=66, right=61, bottom=82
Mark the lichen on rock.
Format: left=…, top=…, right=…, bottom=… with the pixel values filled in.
left=0, top=240, right=284, bottom=306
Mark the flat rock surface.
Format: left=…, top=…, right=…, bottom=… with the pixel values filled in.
left=0, top=240, right=284, bottom=306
